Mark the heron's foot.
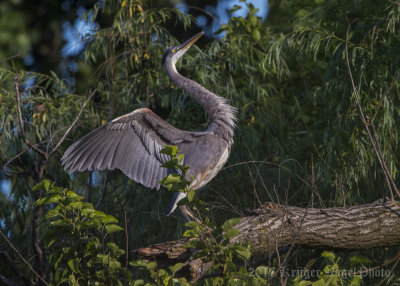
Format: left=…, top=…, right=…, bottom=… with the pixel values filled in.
left=179, top=205, right=200, bottom=222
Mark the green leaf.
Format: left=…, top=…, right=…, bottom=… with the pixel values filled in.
left=105, top=224, right=124, bottom=233
left=68, top=274, right=79, bottom=286
left=321, top=251, right=335, bottom=261
left=349, top=275, right=362, bottom=286
left=50, top=219, right=69, bottom=227
left=234, top=248, right=251, bottom=260
left=160, top=145, right=179, bottom=156
left=177, top=154, right=184, bottom=163
left=158, top=268, right=168, bottom=278
left=187, top=189, right=195, bottom=202
left=70, top=201, right=83, bottom=209
left=87, top=240, right=101, bottom=253
left=109, top=260, right=121, bottom=271
left=298, top=281, right=313, bottom=286
left=193, top=252, right=211, bottom=264
left=44, top=179, right=51, bottom=191
left=67, top=258, right=80, bottom=273
left=91, top=210, right=106, bottom=218
left=96, top=269, right=105, bottom=280
left=313, top=280, right=327, bottom=286
left=81, top=208, right=94, bottom=216
left=66, top=191, right=80, bottom=199
left=82, top=202, right=94, bottom=209
left=185, top=221, right=198, bottom=228
left=252, top=29, right=261, bottom=41
left=183, top=229, right=196, bottom=238
left=45, top=195, right=63, bottom=204
left=32, top=182, right=44, bottom=192
left=130, top=260, right=148, bottom=268
left=101, top=215, right=119, bottom=224
left=146, top=261, right=157, bottom=271
left=34, top=197, right=47, bottom=206
left=82, top=220, right=101, bottom=229
left=133, top=280, right=145, bottom=286
left=350, top=254, right=371, bottom=266
left=232, top=245, right=252, bottom=260
left=225, top=228, right=240, bottom=239
left=106, top=242, right=121, bottom=253
left=230, top=5, right=242, bottom=13
left=160, top=173, right=181, bottom=185
left=169, top=262, right=184, bottom=274
left=221, top=217, right=241, bottom=230
left=45, top=237, right=56, bottom=248
left=161, top=159, right=178, bottom=168
left=183, top=240, right=199, bottom=249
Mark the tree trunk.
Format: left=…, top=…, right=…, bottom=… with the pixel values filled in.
left=133, top=201, right=400, bottom=280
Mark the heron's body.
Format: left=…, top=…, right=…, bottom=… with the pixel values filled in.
left=62, top=32, right=236, bottom=218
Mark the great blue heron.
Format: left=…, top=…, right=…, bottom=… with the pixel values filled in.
left=61, top=31, right=236, bottom=220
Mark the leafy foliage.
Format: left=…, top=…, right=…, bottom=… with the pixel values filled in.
left=35, top=180, right=129, bottom=285
left=293, top=251, right=363, bottom=286
left=160, top=145, right=191, bottom=193
left=183, top=217, right=256, bottom=285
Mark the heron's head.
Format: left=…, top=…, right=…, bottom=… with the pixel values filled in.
left=162, top=31, right=204, bottom=68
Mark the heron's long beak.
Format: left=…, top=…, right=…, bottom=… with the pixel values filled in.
left=177, top=31, right=204, bottom=52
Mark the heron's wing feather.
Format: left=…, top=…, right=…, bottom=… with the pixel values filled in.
left=61, top=108, right=200, bottom=189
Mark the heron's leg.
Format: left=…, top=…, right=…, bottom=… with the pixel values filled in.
left=179, top=205, right=200, bottom=222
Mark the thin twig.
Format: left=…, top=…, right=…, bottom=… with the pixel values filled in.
left=15, top=74, right=48, bottom=159
left=182, top=6, right=221, bottom=25
left=48, top=89, right=96, bottom=156
left=344, top=18, right=400, bottom=200
left=2, top=148, right=31, bottom=177
left=0, top=148, right=28, bottom=177
left=354, top=250, right=400, bottom=277
left=0, top=274, right=21, bottom=286
left=0, top=53, right=21, bottom=65
left=242, top=138, right=274, bottom=203
left=380, top=251, right=400, bottom=285
left=386, top=0, right=400, bottom=6
left=0, top=229, right=49, bottom=286
left=0, top=251, right=31, bottom=286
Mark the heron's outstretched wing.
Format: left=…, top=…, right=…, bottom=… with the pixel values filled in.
left=61, top=108, right=198, bottom=190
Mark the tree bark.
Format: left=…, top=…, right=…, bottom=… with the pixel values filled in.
left=133, top=201, right=400, bottom=280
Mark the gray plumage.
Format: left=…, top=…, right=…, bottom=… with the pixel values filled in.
left=61, top=31, right=237, bottom=217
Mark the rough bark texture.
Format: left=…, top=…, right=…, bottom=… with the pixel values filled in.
left=133, top=201, right=400, bottom=280
left=232, top=201, right=400, bottom=255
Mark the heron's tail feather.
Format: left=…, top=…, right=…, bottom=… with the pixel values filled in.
left=166, top=192, right=187, bottom=216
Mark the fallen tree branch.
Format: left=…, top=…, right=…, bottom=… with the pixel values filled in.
left=133, top=201, right=400, bottom=281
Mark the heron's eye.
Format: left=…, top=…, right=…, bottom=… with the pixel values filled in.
left=171, top=49, right=175, bottom=53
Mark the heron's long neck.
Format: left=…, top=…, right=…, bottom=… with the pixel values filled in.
left=165, top=64, right=236, bottom=141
